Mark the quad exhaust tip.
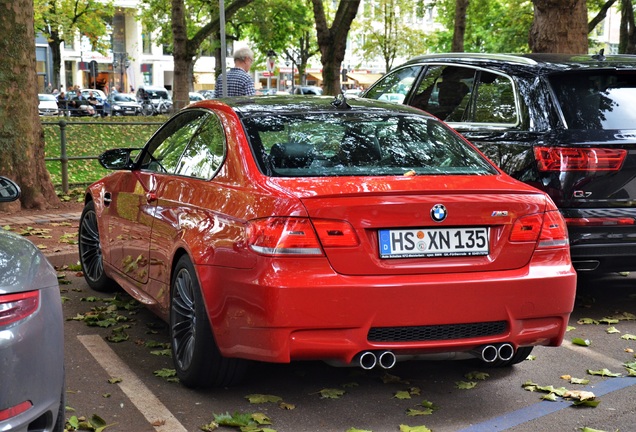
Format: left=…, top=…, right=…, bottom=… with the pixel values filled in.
left=357, top=350, right=397, bottom=370
left=473, top=343, right=515, bottom=362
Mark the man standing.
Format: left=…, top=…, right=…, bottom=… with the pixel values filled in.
left=214, top=47, right=257, bottom=97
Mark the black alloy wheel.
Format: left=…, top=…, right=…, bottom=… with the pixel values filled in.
left=78, top=201, right=114, bottom=292
left=170, top=255, right=247, bottom=388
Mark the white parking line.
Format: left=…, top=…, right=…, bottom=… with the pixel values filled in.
left=77, top=334, right=187, bottom=432
left=560, top=341, right=626, bottom=367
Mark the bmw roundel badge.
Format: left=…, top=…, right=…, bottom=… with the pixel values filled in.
left=431, top=204, right=447, bottom=222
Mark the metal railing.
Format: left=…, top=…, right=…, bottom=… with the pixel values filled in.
left=42, top=119, right=162, bottom=194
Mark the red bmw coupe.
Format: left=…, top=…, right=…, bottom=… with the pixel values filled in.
left=79, top=95, right=576, bottom=388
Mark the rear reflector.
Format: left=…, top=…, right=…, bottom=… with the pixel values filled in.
left=0, top=291, right=39, bottom=327
left=510, top=211, right=569, bottom=248
left=565, top=217, right=635, bottom=226
left=534, top=147, right=627, bottom=171
left=0, top=400, right=32, bottom=421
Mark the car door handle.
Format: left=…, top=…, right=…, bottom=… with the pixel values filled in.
left=103, top=192, right=112, bottom=207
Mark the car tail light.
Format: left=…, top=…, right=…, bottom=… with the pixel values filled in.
left=534, top=147, right=627, bottom=171
left=311, top=220, right=359, bottom=247
left=510, top=211, right=569, bottom=248
left=0, top=291, right=39, bottom=327
left=247, top=217, right=323, bottom=256
left=0, top=400, right=33, bottom=421
left=565, top=217, right=634, bottom=226
left=247, top=217, right=360, bottom=256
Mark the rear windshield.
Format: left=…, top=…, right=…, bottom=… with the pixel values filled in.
left=242, top=112, right=498, bottom=177
left=549, top=70, right=636, bottom=129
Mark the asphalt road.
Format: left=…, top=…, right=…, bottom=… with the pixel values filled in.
left=60, top=271, right=636, bottom=432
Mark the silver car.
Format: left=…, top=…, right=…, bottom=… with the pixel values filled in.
left=0, top=177, right=65, bottom=431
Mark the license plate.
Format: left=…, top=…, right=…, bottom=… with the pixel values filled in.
left=379, top=227, right=489, bottom=258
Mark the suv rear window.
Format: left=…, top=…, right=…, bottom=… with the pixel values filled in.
left=242, top=112, right=497, bottom=177
left=549, top=70, right=636, bottom=130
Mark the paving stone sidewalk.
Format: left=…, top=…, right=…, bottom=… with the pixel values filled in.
left=0, top=211, right=82, bottom=226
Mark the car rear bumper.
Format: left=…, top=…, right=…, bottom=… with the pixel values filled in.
left=0, top=286, right=64, bottom=431
left=197, top=251, right=576, bottom=365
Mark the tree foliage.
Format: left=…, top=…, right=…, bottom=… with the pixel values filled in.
left=429, top=0, right=534, bottom=53
left=33, top=0, right=114, bottom=89
left=354, top=0, right=428, bottom=72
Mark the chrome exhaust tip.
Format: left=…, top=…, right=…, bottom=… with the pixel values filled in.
left=378, top=351, right=397, bottom=369
left=358, top=351, right=377, bottom=370
left=474, top=345, right=498, bottom=362
left=497, top=343, right=515, bottom=361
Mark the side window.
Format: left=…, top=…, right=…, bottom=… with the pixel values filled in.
left=141, top=110, right=209, bottom=174
left=473, top=72, right=518, bottom=124
left=177, top=114, right=226, bottom=179
left=364, top=66, right=422, bottom=104
left=409, top=65, right=475, bottom=122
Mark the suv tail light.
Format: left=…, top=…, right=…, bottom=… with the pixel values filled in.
left=247, top=217, right=359, bottom=256
left=510, top=211, right=569, bottom=248
left=0, top=291, right=39, bottom=327
left=534, top=147, right=626, bottom=171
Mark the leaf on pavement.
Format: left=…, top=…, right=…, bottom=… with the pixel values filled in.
left=587, top=368, right=621, bottom=377
left=465, top=371, right=489, bottom=380
left=317, top=388, right=345, bottom=399
left=245, top=394, right=283, bottom=404
left=606, top=326, right=620, bottom=334
left=346, top=428, right=372, bottom=432
left=541, top=393, right=558, bottom=401
left=620, top=334, right=636, bottom=340
left=563, top=390, right=596, bottom=401
left=250, top=413, right=272, bottom=425
left=571, top=338, right=591, bottom=347
left=455, top=381, right=477, bottom=390
left=406, top=408, right=434, bottom=416
left=394, top=390, right=412, bottom=399
left=107, top=377, right=122, bottom=384
left=577, top=318, right=599, bottom=325
left=399, top=425, right=432, bottom=432
left=382, top=372, right=410, bottom=384
left=566, top=325, right=576, bottom=332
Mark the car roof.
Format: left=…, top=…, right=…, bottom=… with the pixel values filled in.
left=401, top=53, right=636, bottom=74
left=194, top=95, right=434, bottom=117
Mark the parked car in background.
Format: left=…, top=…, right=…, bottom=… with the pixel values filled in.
left=363, top=53, right=636, bottom=273
left=293, top=85, right=323, bottom=95
left=80, top=89, right=107, bottom=116
left=0, top=176, right=65, bottom=431
left=79, top=96, right=576, bottom=389
left=137, top=85, right=172, bottom=115
left=38, top=93, right=59, bottom=116
left=197, top=90, right=215, bottom=99
left=64, top=91, right=96, bottom=117
left=104, top=92, right=142, bottom=116
left=189, top=92, right=205, bottom=102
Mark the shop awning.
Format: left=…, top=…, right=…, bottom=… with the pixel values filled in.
left=307, top=72, right=323, bottom=83
left=347, top=72, right=384, bottom=86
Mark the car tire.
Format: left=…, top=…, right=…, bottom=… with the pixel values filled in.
left=79, top=200, right=115, bottom=292
left=488, top=346, right=534, bottom=367
left=170, top=255, right=247, bottom=388
left=52, top=385, right=65, bottom=432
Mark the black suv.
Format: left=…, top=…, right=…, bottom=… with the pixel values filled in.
left=362, top=53, right=636, bottom=273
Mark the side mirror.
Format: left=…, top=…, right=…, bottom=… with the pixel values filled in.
left=0, top=176, right=21, bottom=203
left=98, top=148, right=141, bottom=170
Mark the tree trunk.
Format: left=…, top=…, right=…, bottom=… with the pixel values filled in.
left=0, top=0, right=58, bottom=212
left=619, top=0, right=636, bottom=53
left=49, top=31, right=63, bottom=90
left=311, top=0, right=361, bottom=96
left=171, top=0, right=190, bottom=112
left=529, top=0, right=588, bottom=53
left=452, top=0, right=469, bottom=52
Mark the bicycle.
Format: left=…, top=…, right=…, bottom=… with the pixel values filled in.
left=141, top=98, right=172, bottom=116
